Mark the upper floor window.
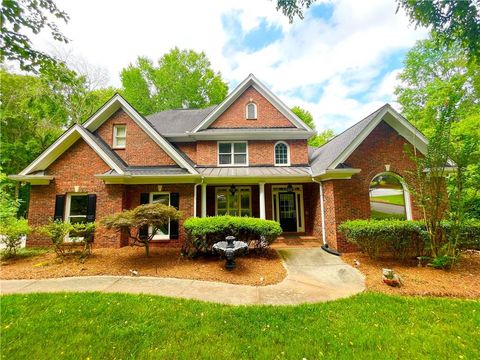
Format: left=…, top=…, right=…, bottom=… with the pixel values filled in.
left=274, top=141, right=290, bottom=166
left=113, top=124, right=126, bottom=148
left=246, top=102, right=257, bottom=120
left=218, top=142, right=248, bottom=166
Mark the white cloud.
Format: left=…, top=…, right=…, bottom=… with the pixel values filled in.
left=32, top=0, right=427, bottom=132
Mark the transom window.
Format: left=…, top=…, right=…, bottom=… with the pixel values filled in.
left=246, top=102, right=257, bottom=119
left=113, top=124, right=126, bottom=148
left=216, top=187, right=251, bottom=216
left=218, top=142, right=248, bottom=166
left=274, top=141, right=290, bottom=166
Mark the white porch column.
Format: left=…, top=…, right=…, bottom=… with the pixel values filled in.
left=259, top=182, right=266, bottom=219
left=201, top=183, right=207, bottom=218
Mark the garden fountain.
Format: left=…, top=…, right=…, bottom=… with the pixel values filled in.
left=213, top=236, right=248, bottom=270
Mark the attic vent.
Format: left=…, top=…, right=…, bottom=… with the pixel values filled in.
left=246, top=103, right=257, bottom=120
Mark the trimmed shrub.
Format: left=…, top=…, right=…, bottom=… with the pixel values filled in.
left=443, top=219, right=480, bottom=250
left=37, top=220, right=96, bottom=258
left=0, top=217, right=30, bottom=257
left=339, top=219, right=480, bottom=260
left=339, top=220, right=428, bottom=260
left=183, top=216, right=282, bottom=257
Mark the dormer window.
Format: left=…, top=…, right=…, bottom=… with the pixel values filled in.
left=113, top=124, right=126, bottom=149
left=274, top=141, right=290, bottom=166
left=246, top=102, right=257, bottom=120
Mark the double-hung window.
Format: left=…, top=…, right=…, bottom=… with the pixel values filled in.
left=113, top=124, right=126, bottom=148
left=149, top=193, right=170, bottom=240
left=218, top=142, right=248, bottom=166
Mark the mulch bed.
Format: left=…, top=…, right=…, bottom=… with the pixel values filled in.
left=342, top=251, right=480, bottom=299
left=0, top=247, right=287, bottom=286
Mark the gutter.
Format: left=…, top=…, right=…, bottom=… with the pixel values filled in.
left=312, top=177, right=327, bottom=246
left=193, top=177, right=204, bottom=217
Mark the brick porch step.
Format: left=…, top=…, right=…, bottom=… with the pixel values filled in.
left=272, top=235, right=323, bottom=248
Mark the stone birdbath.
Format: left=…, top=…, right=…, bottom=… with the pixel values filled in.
left=213, top=236, right=248, bottom=271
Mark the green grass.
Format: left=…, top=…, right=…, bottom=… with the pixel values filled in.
left=370, top=194, right=405, bottom=206
left=371, top=210, right=406, bottom=220
left=0, top=247, right=50, bottom=261
left=1, top=292, right=479, bottom=359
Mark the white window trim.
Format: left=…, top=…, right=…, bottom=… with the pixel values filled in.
left=274, top=141, right=290, bottom=166
left=217, top=141, right=249, bottom=167
left=245, top=102, right=257, bottom=120
left=113, top=124, right=127, bottom=149
left=271, top=185, right=304, bottom=232
left=215, top=186, right=252, bottom=216
left=64, top=193, right=89, bottom=242
left=149, top=192, right=171, bottom=240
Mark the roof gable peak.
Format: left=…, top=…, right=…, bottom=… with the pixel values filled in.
left=192, top=74, right=313, bottom=132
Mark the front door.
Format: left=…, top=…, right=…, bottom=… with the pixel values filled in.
left=278, top=192, right=297, bottom=232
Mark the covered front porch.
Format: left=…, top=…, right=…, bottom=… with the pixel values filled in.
left=196, top=181, right=321, bottom=236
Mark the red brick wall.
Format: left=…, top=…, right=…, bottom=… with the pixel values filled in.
left=96, top=109, right=177, bottom=166
left=210, top=86, right=296, bottom=128
left=28, top=139, right=125, bottom=248
left=175, top=142, right=197, bottom=163
left=125, top=184, right=195, bottom=247
left=196, top=140, right=308, bottom=166
left=321, top=121, right=423, bottom=252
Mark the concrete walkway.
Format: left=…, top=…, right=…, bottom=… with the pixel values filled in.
left=0, top=248, right=365, bottom=305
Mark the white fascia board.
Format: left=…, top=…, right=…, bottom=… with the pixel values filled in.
left=20, top=125, right=125, bottom=176
left=329, top=105, right=429, bottom=170
left=8, top=175, right=54, bottom=185
left=95, top=174, right=201, bottom=185
left=423, top=166, right=458, bottom=174
left=192, top=74, right=312, bottom=132
left=84, top=95, right=197, bottom=175
left=314, top=169, right=361, bottom=181
left=202, top=176, right=313, bottom=184
left=189, top=130, right=314, bottom=141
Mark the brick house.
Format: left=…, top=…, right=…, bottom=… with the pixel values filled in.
left=10, top=74, right=431, bottom=252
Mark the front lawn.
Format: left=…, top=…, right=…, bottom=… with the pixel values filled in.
left=1, top=292, right=479, bottom=359
left=370, top=194, right=404, bottom=205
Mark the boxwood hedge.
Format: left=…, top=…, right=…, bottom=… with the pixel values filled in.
left=339, top=219, right=480, bottom=260
left=182, top=216, right=282, bottom=257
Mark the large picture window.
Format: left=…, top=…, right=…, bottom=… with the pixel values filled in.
left=215, top=187, right=251, bottom=216
left=218, top=142, right=248, bottom=166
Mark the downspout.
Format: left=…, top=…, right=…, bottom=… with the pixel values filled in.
left=312, top=177, right=326, bottom=245
left=193, top=177, right=204, bottom=218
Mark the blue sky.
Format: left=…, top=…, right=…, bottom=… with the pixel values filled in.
left=35, top=0, right=427, bottom=133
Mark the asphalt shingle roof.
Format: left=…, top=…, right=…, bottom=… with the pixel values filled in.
left=146, top=106, right=217, bottom=135
left=308, top=105, right=388, bottom=176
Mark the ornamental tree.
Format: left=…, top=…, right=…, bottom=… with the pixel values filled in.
left=102, top=203, right=182, bottom=256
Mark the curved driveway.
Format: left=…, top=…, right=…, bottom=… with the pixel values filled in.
left=0, top=248, right=365, bottom=305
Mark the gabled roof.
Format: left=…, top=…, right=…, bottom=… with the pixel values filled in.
left=309, top=104, right=429, bottom=177
left=19, top=125, right=126, bottom=176
left=192, top=74, right=313, bottom=132
left=82, top=94, right=197, bottom=174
